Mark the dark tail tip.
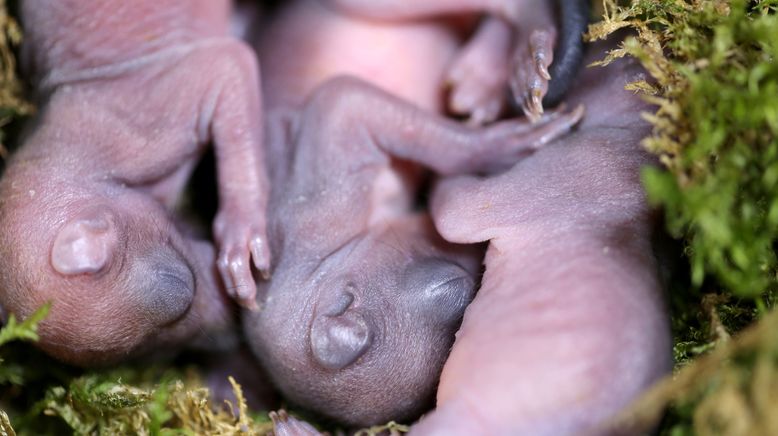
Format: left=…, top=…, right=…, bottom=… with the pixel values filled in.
left=544, top=0, right=591, bottom=107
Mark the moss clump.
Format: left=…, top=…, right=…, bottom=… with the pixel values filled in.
left=0, top=303, right=49, bottom=388
left=589, top=0, right=778, bottom=433
left=0, top=305, right=278, bottom=435
left=0, top=0, right=32, bottom=157
left=35, top=374, right=273, bottom=436
left=2, top=350, right=275, bottom=435
left=0, top=303, right=48, bottom=348
left=589, top=0, right=778, bottom=302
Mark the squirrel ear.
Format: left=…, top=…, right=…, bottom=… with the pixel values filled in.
left=309, top=291, right=373, bottom=369
left=310, top=309, right=373, bottom=370
left=51, top=210, right=117, bottom=275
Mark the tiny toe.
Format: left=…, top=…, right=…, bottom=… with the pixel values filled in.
left=217, top=256, right=237, bottom=298
left=538, top=61, right=551, bottom=81
left=227, top=256, right=258, bottom=308
left=537, top=108, right=564, bottom=124
left=533, top=104, right=586, bottom=146
left=446, top=64, right=465, bottom=84
left=271, top=410, right=322, bottom=436
left=467, top=108, right=488, bottom=127
left=570, top=104, right=586, bottom=123
left=467, top=98, right=503, bottom=126
left=531, top=91, right=544, bottom=115
left=529, top=28, right=555, bottom=78
left=449, top=87, right=478, bottom=116
left=243, top=297, right=260, bottom=312
left=522, top=96, right=542, bottom=124
left=250, top=236, right=271, bottom=274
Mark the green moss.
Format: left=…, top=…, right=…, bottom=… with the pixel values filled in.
left=590, top=0, right=778, bottom=301
left=0, top=304, right=49, bottom=348
left=0, top=305, right=279, bottom=435
left=590, top=0, right=778, bottom=433
left=0, top=304, right=51, bottom=390
left=2, top=351, right=276, bottom=435
left=0, top=305, right=49, bottom=435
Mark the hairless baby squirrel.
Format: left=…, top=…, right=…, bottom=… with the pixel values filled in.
left=248, top=0, right=584, bottom=427
left=248, top=0, right=587, bottom=427
left=0, top=0, right=269, bottom=365
left=244, top=77, right=583, bottom=427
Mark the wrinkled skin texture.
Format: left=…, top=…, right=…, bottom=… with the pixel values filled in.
left=322, top=0, right=589, bottom=123
left=243, top=76, right=582, bottom=427
left=412, top=40, right=672, bottom=435
left=0, top=0, right=269, bottom=365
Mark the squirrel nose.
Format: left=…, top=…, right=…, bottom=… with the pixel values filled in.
left=132, top=248, right=196, bottom=328
left=141, top=269, right=195, bottom=326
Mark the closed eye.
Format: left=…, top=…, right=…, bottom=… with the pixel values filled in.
left=404, top=258, right=476, bottom=321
